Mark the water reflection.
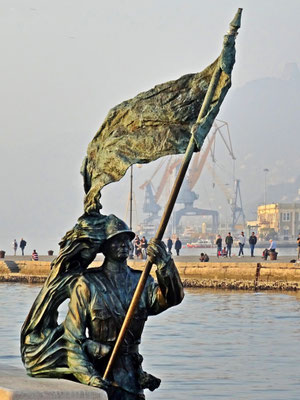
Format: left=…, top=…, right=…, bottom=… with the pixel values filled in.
left=0, top=284, right=300, bottom=400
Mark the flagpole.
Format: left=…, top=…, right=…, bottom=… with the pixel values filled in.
left=103, top=8, right=242, bottom=381
left=130, top=165, right=133, bottom=230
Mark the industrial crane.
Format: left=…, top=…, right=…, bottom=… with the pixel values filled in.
left=206, top=162, right=246, bottom=230
left=138, top=158, right=166, bottom=223
left=231, top=179, right=246, bottom=229
left=139, top=122, right=222, bottom=233
left=139, top=120, right=244, bottom=234
left=174, top=129, right=220, bottom=231
left=206, top=120, right=246, bottom=231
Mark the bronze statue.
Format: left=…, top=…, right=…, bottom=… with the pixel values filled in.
left=21, top=9, right=242, bottom=400
left=21, top=213, right=184, bottom=399
left=65, top=215, right=184, bottom=399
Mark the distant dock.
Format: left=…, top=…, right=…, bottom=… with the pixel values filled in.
left=0, top=255, right=299, bottom=291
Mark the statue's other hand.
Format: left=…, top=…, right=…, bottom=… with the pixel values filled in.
left=147, top=239, right=171, bottom=266
left=83, top=339, right=111, bottom=360
left=90, top=375, right=111, bottom=390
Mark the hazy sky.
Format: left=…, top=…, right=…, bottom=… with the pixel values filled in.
left=1, top=0, right=300, bottom=254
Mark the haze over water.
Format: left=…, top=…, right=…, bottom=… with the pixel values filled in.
left=1, top=283, right=300, bottom=399
left=1, top=1, right=300, bottom=254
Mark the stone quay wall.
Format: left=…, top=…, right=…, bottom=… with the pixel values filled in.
left=0, top=364, right=108, bottom=400
left=0, top=259, right=300, bottom=291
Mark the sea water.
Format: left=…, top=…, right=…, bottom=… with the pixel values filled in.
left=0, top=284, right=299, bottom=400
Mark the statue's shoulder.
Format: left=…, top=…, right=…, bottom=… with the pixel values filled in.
left=81, top=266, right=105, bottom=282
left=83, top=266, right=104, bottom=275
left=72, top=268, right=107, bottom=296
left=73, top=267, right=103, bottom=285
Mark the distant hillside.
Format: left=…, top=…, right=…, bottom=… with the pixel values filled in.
left=220, top=63, right=300, bottom=218
left=103, top=64, right=300, bottom=227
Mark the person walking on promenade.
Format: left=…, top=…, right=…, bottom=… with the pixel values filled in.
left=140, top=236, right=148, bottom=259
left=225, top=232, right=233, bottom=257
left=249, top=232, right=257, bottom=257
left=297, top=233, right=300, bottom=260
left=216, top=234, right=222, bottom=257
left=174, top=237, right=182, bottom=256
left=12, top=239, right=18, bottom=256
left=32, top=249, right=39, bottom=261
left=238, top=231, right=245, bottom=257
left=20, top=238, right=27, bottom=256
left=167, top=237, right=173, bottom=254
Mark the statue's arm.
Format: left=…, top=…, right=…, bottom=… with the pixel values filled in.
left=146, top=240, right=184, bottom=314
left=64, top=277, right=109, bottom=389
left=155, top=257, right=184, bottom=306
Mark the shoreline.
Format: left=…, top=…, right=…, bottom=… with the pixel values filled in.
left=1, top=257, right=300, bottom=291
left=0, top=275, right=299, bottom=292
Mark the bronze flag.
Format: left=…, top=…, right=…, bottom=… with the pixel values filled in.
left=82, top=27, right=237, bottom=214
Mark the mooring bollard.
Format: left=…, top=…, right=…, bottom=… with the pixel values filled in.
left=254, top=263, right=262, bottom=291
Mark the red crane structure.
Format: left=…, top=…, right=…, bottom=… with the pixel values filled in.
left=174, top=127, right=219, bottom=231
left=139, top=120, right=244, bottom=234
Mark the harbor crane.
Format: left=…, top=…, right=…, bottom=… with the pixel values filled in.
left=207, top=119, right=246, bottom=230
left=139, top=120, right=245, bottom=234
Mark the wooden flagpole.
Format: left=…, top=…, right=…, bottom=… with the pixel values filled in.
left=103, top=8, right=242, bottom=380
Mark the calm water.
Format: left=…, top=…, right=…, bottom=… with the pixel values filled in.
left=1, top=284, right=300, bottom=400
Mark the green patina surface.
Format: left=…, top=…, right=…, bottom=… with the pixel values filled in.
left=18, top=9, right=242, bottom=400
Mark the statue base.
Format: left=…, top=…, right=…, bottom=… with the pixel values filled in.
left=0, top=364, right=107, bottom=400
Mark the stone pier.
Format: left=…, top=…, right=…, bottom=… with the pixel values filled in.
left=0, top=364, right=107, bottom=400
left=0, top=258, right=300, bottom=291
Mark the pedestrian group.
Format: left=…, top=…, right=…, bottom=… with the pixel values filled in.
left=133, top=235, right=183, bottom=259
left=12, top=238, right=27, bottom=256
left=215, top=231, right=259, bottom=257
left=10, top=238, right=38, bottom=260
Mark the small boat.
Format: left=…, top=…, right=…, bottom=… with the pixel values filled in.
left=186, top=239, right=213, bottom=248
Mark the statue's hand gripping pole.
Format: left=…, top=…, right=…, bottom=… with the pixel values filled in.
left=103, top=8, right=242, bottom=381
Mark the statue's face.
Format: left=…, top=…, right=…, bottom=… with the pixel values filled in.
left=104, top=233, right=131, bottom=261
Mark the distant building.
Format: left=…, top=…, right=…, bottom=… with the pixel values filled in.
left=256, top=203, right=300, bottom=240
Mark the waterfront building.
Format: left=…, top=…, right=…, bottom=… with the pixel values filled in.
left=256, top=203, right=300, bottom=240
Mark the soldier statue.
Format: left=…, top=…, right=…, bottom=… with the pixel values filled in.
left=21, top=10, right=242, bottom=398
left=21, top=213, right=184, bottom=400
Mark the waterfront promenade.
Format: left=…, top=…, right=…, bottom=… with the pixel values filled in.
left=1, top=254, right=299, bottom=291
left=0, top=253, right=296, bottom=263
